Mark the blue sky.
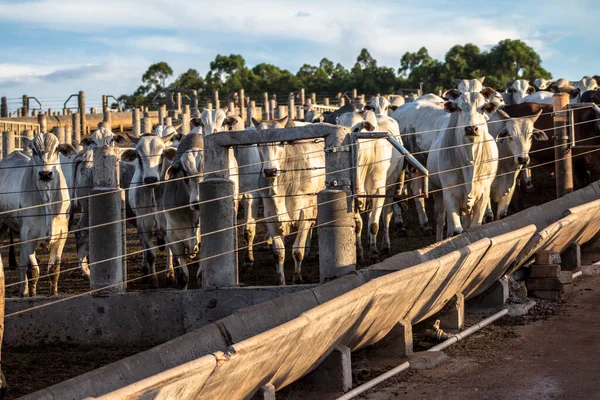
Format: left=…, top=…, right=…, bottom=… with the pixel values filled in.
left=0, top=0, right=596, bottom=111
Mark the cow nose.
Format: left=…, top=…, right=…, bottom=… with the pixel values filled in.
left=263, top=168, right=279, bottom=178
left=518, top=156, right=530, bottom=166
left=144, top=177, right=159, bottom=184
left=38, top=171, right=53, bottom=182
left=465, top=126, right=479, bottom=136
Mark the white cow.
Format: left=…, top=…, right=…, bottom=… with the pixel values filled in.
left=251, top=116, right=325, bottom=284
left=0, top=133, right=77, bottom=296
left=487, top=110, right=547, bottom=219
left=120, top=133, right=177, bottom=287
left=338, top=111, right=394, bottom=262
left=304, top=109, right=324, bottom=123
left=155, top=125, right=183, bottom=147
left=455, top=77, right=485, bottom=93
left=503, top=80, right=536, bottom=105
left=72, top=128, right=128, bottom=279
left=428, top=92, right=499, bottom=241
left=533, top=78, right=553, bottom=90
left=366, top=95, right=402, bottom=116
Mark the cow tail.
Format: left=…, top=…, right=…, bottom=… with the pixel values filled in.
left=8, top=230, right=17, bottom=270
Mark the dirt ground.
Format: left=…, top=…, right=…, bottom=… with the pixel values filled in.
left=353, top=275, right=600, bottom=400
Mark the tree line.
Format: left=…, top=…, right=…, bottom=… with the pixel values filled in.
left=118, top=39, right=558, bottom=108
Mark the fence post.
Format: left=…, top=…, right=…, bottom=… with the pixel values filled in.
left=176, top=92, right=182, bottom=113
left=199, top=178, right=238, bottom=288
left=72, top=113, right=81, bottom=149
left=263, top=92, right=270, bottom=120
left=288, top=95, right=296, bottom=120
left=78, top=91, right=86, bottom=142
left=270, top=99, right=277, bottom=119
left=239, top=88, right=246, bottom=122
left=324, top=97, right=329, bottom=106
left=64, top=125, right=73, bottom=146
left=158, top=104, right=166, bottom=126
left=182, top=104, right=191, bottom=134
left=300, top=88, right=306, bottom=106
left=553, top=93, right=573, bottom=197
left=0, top=97, right=7, bottom=118
left=52, top=126, right=66, bottom=144
left=318, top=127, right=356, bottom=282
left=103, top=108, right=112, bottom=130
left=297, top=105, right=304, bottom=121
left=37, top=112, right=47, bottom=133
left=164, top=117, right=172, bottom=127
left=1, top=131, right=15, bottom=158
left=47, top=108, right=53, bottom=117
left=102, top=95, right=108, bottom=115
left=166, top=92, right=175, bottom=118
left=22, top=94, right=29, bottom=117
left=214, top=90, right=220, bottom=109
left=190, top=90, right=198, bottom=116
left=228, top=101, right=235, bottom=116
left=278, top=105, right=287, bottom=119
left=132, top=108, right=141, bottom=137
left=22, top=129, right=33, bottom=152
left=247, top=101, right=256, bottom=125
left=89, top=145, right=126, bottom=294
left=142, top=113, right=152, bottom=134
left=311, top=92, right=316, bottom=105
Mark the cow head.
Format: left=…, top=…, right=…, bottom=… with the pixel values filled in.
left=155, top=125, right=184, bottom=147
left=23, top=132, right=77, bottom=187
left=496, top=109, right=547, bottom=166
left=121, top=134, right=175, bottom=186
left=576, top=76, right=598, bottom=93
left=455, top=77, right=485, bottom=93
left=365, top=95, right=398, bottom=116
left=165, top=148, right=204, bottom=211
left=533, top=78, right=553, bottom=91
left=304, top=110, right=324, bottom=123
left=80, top=128, right=127, bottom=148
left=337, top=110, right=378, bottom=133
left=444, top=92, right=498, bottom=142
left=505, top=80, right=535, bottom=105
left=199, top=108, right=228, bottom=134
left=251, top=116, right=289, bottom=185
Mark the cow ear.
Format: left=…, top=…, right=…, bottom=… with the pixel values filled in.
left=363, top=104, right=374, bottom=111
left=483, top=102, right=499, bottom=114
left=444, top=101, right=459, bottom=113
left=127, top=134, right=140, bottom=145
left=389, top=105, right=399, bottom=111
left=120, top=149, right=137, bottom=162
left=529, top=109, right=543, bottom=124
left=362, top=121, right=376, bottom=132
left=277, top=116, right=289, bottom=127
left=163, top=147, right=177, bottom=161
left=57, top=143, right=77, bottom=157
left=80, top=136, right=94, bottom=147
left=442, top=89, right=461, bottom=101
left=164, top=164, right=181, bottom=181
left=527, top=86, right=536, bottom=95
left=113, top=134, right=127, bottom=144
left=251, top=117, right=261, bottom=128
left=569, top=88, right=581, bottom=99
left=190, top=118, right=203, bottom=128
left=478, top=76, right=485, bottom=84
left=497, top=129, right=510, bottom=140
left=533, top=129, right=549, bottom=141
left=480, top=87, right=497, bottom=101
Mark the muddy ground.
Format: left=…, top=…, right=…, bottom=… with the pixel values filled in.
left=0, top=167, right=559, bottom=398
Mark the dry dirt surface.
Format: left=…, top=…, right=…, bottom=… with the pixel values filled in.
left=356, top=275, right=600, bottom=400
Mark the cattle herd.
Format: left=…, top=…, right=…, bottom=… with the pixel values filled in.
left=1, top=76, right=600, bottom=296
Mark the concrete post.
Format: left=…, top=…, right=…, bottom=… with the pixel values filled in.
left=288, top=95, right=296, bottom=120
left=102, top=94, right=108, bottom=115
left=72, top=113, right=81, bottom=149
left=317, top=189, right=355, bottom=282
left=199, top=178, right=238, bottom=288
left=22, top=130, right=33, bottom=152
left=142, top=116, right=152, bottom=134
left=37, top=113, right=47, bottom=133
left=166, top=92, right=175, bottom=118
left=340, top=96, right=346, bottom=106
left=468, top=277, right=509, bottom=309
left=64, top=126, right=73, bottom=146
left=239, top=88, right=246, bottom=122
left=52, top=126, right=66, bottom=144
left=89, top=146, right=125, bottom=294
left=158, top=104, right=166, bottom=126
left=0, top=97, right=7, bottom=118
left=278, top=105, right=287, bottom=119
left=247, top=101, right=256, bottom=125
left=561, top=242, right=581, bottom=271
left=299, top=345, right=352, bottom=393
left=103, top=109, right=112, bottom=130
left=263, top=92, right=270, bottom=120
left=132, top=108, right=141, bottom=137
left=324, top=97, right=330, bottom=106
left=176, top=92, right=182, bottom=113
left=553, top=93, right=573, bottom=197
left=300, top=88, right=306, bottom=106
left=190, top=90, right=198, bottom=115
left=437, top=293, right=464, bottom=333
left=297, top=105, right=304, bottom=121
left=182, top=104, right=191, bottom=134
left=164, top=117, right=172, bottom=127
left=207, top=102, right=213, bottom=110
left=352, top=88, right=358, bottom=100
left=214, top=90, right=220, bottom=109
left=22, top=94, right=29, bottom=117
left=306, top=98, right=312, bottom=111
left=228, top=101, right=235, bottom=116
left=270, top=99, right=277, bottom=119
left=0, top=134, right=2, bottom=161
left=311, top=92, right=316, bottom=105
left=78, top=91, right=86, bottom=141
left=47, top=108, right=53, bottom=116
left=62, top=108, right=69, bottom=116
left=366, top=319, right=413, bottom=362
left=2, top=131, right=14, bottom=157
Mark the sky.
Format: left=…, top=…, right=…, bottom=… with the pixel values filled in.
left=0, top=0, right=597, bottom=111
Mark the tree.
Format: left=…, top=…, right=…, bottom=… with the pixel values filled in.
left=142, top=62, right=173, bottom=92
left=399, top=47, right=433, bottom=77
left=171, top=68, right=204, bottom=91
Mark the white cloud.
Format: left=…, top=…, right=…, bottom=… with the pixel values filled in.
left=93, top=35, right=197, bottom=54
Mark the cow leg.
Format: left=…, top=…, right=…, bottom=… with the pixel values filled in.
left=165, top=248, right=175, bottom=286
left=433, top=192, right=446, bottom=242
left=368, top=195, right=385, bottom=263
left=272, top=236, right=286, bottom=285
left=444, top=192, right=462, bottom=238
left=18, top=242, right=36, bottom=297
left=292, top=212, right=311, bottom=284
left=483, top=197, right=494, bottom=224
left=411, top=176, right=432, bottom=236
left=170, top=241, right=189, bottom=290
left=524, top=167, right=534, bottom=192
left=47, top=238, right=66, bottom=296
left=242, top=195, right=258, bottom=269
left=75, top=229, right=90, bottom=280
left=138, top=217, right=158, bottom=288
left=382, top=202, right=394, bottom=256
left=355, top=212, right=364, bottom=263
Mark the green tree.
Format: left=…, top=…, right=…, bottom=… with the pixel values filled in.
left=171, top=68, right=204, bottom=91
left=142, top=62, right=173, bottom=92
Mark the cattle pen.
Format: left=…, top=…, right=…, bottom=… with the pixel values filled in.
left=1, top=88, right=600, bottom=399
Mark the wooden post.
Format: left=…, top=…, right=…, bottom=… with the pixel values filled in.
left=300, top=88, right=306, bottom=106
left=102, top=95, right=108, bottom=115
left=72, top=113, right=81, bottom=149
left=297, top=105, right=304, bottom=121
left=182, top=104, right=190, bottom=134
left=324, top=97, right=330, bottom=106
left=37, top=112, right=47, bottom=133
left=228, top=101, right=235, bottom=116
left=176, top=92, right=182, bottom=113
left=263, top=92, right=270, bottom=120
left=166, top=91, right=175, bottom=118
left=352, top=88, right=358, bottom=101
left=553, top=93, right=573, bottom=197
left=0, top=97, right=7, bottom=118
left=311, top=92, right=316, bottom=105
left=214, top=90, right=220, bottom=109
left=288, top=95, right=296, bottom=120
left=132, top=108, right=141, bottom=137
left=239, top=88, right=246, bottom=122
left=65, top=125, right=73, bottom=146
left=78, top=91, right=86, bottom=142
